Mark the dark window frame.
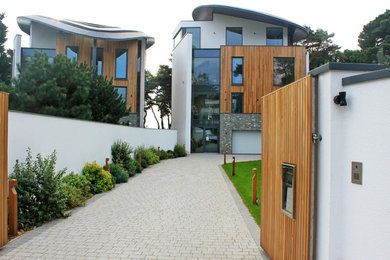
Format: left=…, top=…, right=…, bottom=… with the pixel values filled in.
left=231, top=93, right=244, bottom=114
left=281, top=163, right=296, bottom=219
left=66, top=46, right=79, bottom=62
left=266, top=27, right=284, bottom=46
left=226, top=27, right=243, bottom=46
left=232, top=57, right=244, bottom=86
left=273, top=57, right=295, bottom=87
left=115, top=48, right=128, bottom=80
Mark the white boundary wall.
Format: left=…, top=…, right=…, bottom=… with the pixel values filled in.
left=171, top=34, right=192, bottom=153
left=316, top=70, right=390, bottom=259
left=8, top=111, right=177, bottom=174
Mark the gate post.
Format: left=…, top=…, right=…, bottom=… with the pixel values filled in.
left=138, top=151, right=142, bottom=165
left=232, top=156, right=236, bottom=176
left=9, top=179, right=18, bottom=236
left=105, top=158, right=110, bottom=172
left=224, top=150, right=226, bottom=165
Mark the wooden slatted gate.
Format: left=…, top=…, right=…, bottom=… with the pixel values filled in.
left=260, top=75, right=317, bottom=259
left=0, top=91, right=8, bottom=247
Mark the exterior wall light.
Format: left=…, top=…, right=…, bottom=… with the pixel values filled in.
left=334, top=91, right=347, bottom=106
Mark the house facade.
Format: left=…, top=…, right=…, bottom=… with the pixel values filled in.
left=171, top=5, right=309, bottom=154
left=12, top=15, right=154, bottom=127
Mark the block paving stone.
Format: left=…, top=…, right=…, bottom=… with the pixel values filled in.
left=0, top=154, right=264, bottom=259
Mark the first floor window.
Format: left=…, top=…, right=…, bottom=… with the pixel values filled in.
left=231, top=93, right=243, bottom=113
left=226, top=27, right=243, bottom=45
left=273, top=57, right=295, bottom=86
left=232, top=57, right=243, bottom=85
left=114, top=86, right=127, bottom=101
left=115, top=49, right=128, bottom=79
left=66, top=46, right=79, bottom=62
left=267, top=27, right=283, bottom=46
left=90, top=47, right=104, bottom=75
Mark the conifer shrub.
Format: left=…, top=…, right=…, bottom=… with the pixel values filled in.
left=61, top=172, right=91, bottom=208
left=174, top=144, right=187, bottom=157
left=82, top=162, right=113, bottom=194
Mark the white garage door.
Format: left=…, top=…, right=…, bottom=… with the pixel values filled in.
left=232, top=130, right=261, bottom=154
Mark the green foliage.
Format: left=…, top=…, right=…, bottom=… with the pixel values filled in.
left=159, top=150, right=168, bottom=160
left=296, top=25, right=341, bottom=70
left=107, top=163, right=129, bottom=184
left=9, top=148, right=66, bottom=230
left=0, top=13, right=11, bottom=85
left=5, top=52, right=128, bottom=122
left=111, top=139, right=137, bottom=176
left=134, top=146, right=160, bottom=167
left=359, top=10, right=390, bottom=51
left=167, top=150, right=175, bottom=159
left=222, top=160, right=262, bottom=226
left=174, top=145, right=187, bottom=157
left=132, top=159, right=142, bottom=173
left=61, top=172, right=91, bottom=208
left=82, top=161, right=113, bottom=194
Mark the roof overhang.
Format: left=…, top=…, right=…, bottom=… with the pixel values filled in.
left=17, top=15, right=155, bottom=49
left=192, top=5, right=308, bottom=42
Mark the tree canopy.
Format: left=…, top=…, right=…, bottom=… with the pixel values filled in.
left=0, top=12, right=12, bottom=85
left=296, top=26, right=341, bottom=70
left=1, top=52, right=128, bottom=123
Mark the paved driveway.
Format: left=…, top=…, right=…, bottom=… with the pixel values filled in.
left=0, top=154, right=265, bottom=259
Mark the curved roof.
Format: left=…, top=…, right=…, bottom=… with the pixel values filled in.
left=192, top=5, right=308, bottom=42
left=17, top=15, right=155, bottom=49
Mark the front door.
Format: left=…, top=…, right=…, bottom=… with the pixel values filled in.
left=191, top=126, right=219, bottom=153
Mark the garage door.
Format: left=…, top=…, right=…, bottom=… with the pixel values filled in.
left=232, top=130, right=261, bottom=154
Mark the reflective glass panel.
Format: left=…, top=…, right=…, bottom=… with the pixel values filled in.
left=267, top=28, right=283, bottom=46
left=21, top=48, right=55, bottom=67
left=115, top=49, right=128, bottom=79
left=231, top=93, right=243, bottom=113
left=90, top=48, right=103, bottom=75
left=226, top=27, right=242, bottom=45
left=66, top=46, right=78, bottom=62
left=232, top=57, right=243, bottom=85
left=273, top=57, right=295, bottom=86
left=183, top=28, right=201, bottom=48
left=114, top=87, right=127, bottom=101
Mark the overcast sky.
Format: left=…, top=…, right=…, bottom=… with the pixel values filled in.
left=3, top=0, right=389, bottom=74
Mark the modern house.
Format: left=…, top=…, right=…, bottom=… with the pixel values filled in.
left=172, top=5, right=309, bottom=154
left=12, top=15, right=154, bottom=127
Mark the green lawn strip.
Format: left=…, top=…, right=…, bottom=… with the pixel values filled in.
left=222, top=160, right=261, bottom=226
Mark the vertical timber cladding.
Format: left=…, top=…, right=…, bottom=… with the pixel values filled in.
left=220, top=46, right=306, bottom=113
left=56, top=33, right=138, bottom=112
left=0, top=92, right=8, bottom=247
left=261, top=76, right=314, bottom=259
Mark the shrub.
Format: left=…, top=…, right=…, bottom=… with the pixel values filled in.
left=108, top=164, right=129, bottom=184
left=61, top=173, right=91, bottom=209
left=9, top=148, right=66, bottom=230
left=167, top=150, right=175, bottom=159
left=134, top=146, right=159, bottom=167
left=111, top=140, right=136, bottom=177
left=159, top=150, right=168, bottom=160
left=83, top=162, right=113, bottom=194
left=131, top=159, right=142, bottom=174
left=174, top=144, right=187, bottom=157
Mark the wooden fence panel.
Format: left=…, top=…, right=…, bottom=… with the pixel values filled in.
left=260, top=76, right=314, bottom=259
left=0, top=91, right=8, bottom=247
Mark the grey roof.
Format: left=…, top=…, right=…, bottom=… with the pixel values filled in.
left=309, top=62, right=385, bottom=76
left=342, top=68, right=390, bottom=86
left=17, top=15, right=155, bottom=49
left=192, top=5, right=308, bottom=42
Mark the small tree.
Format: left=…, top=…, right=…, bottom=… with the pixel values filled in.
left=155, top=65, right=172, bottom=129
left=296, top=26, right=341, bottom=70
left=0, top=12, right=12, bottom=85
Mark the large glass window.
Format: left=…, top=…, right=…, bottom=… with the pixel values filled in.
left=226, top=27, right=243, bottom=45
left=115, top=49, right=128, bottom=80
left=114, top=86, right=127, bottom=101
left=90, top=47, right=103, bottom=75
left=21, top=48, right=55, bottom=67
left=273, top=57, right=295, bottom=86
left=267, top=28, right=283, bottom=46
left=174, top=27, right=201, bottom=49
left=191, top=49, right=220, bottom=153
left=231, top=93, right=243, bottom=113
left=232, top=57, right=243, bottom=85
left=66, top=46, right=79, bottom=62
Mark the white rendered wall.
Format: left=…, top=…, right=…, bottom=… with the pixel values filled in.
left=173, top=13, right=288, bottom=48
left=8, top=111, right=177, bottom=174
left=316, top=71, right=390, bottom=259
left=30, top=22, right=57, bottom=49
left=171, top=34, right=192, bottom=154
